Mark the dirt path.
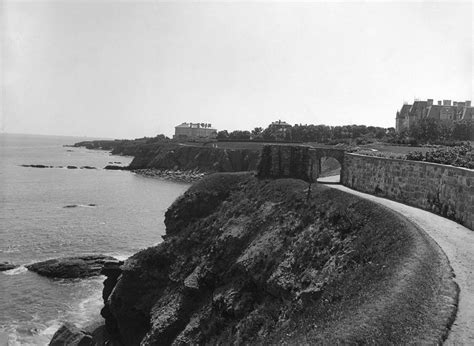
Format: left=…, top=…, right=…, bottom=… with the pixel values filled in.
left=325, top=181, right=474, bottom=345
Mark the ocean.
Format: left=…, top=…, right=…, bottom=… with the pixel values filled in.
left=0, top=133, right=189, bottom=345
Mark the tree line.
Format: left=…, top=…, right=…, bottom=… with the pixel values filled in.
left=217, top=124, right=394, bottom=145
left=396, top=119, right=473, bottom=144
left=216, top=119, right=473, bottom=145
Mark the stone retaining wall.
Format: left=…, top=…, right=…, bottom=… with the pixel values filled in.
left=341, top=153, right=474, bottom=230
left=257, top=145, right=319, bottom=182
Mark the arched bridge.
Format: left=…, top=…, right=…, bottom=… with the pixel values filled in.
left=257, top=145, right=345, bottom=182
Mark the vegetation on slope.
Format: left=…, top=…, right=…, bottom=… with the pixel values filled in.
left=102, top=173, right=457, bottom=345
left=354, top=143, right=473, bottom=169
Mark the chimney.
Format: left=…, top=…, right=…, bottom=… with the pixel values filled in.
left=427, top=99, right=433, bottom=106
left=438, top=101, right=442, bottom=106
left=443, top=100, right=451, bottom=106
left=466, top=101, right=471, bottom=107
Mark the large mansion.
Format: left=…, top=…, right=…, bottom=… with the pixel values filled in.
left=395, top=99, right=473, bottom=132
left=173, top=122, right=217, bottom=140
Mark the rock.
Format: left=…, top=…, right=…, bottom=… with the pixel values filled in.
left=104, top=165, right=125, bottom=170
left=63, top=204, right=78, bottom=208
left=67, top=166, right=78, bottom=169
left=80, top=166, right=96, bottom=169
left=20, top=164, right=52, bottom=168
left=26, top=255, right=117, bottom=279
left=102, top=173, right=450, bottom=345
left=84, top=323, right=111, bottom=346
left=49, top=322, right=93, bottom=346
left=0, top=262, right=18, bottom=271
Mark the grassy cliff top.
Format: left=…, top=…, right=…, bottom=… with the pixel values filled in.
left=105, top=173, right=456, bottom=345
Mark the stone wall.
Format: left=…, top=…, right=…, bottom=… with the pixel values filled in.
left=341, top=153, right=474, bottom=230
left=257, top=145, right=319, bottom=182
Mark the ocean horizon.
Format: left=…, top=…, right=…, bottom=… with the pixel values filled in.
left=0, top=133, right=189, bottom=345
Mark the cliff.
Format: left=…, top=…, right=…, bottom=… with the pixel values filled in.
left=73, top=139, right=260, bottom=173
left=127, top=144, right=259, bottom=172
left=100, top=173, right=457, bottom=345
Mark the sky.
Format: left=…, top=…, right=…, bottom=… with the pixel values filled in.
left=1, top=1, right=473, bottom=139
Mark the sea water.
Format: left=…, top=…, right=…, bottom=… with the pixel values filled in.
left=0, top=134, right=189, bottom=345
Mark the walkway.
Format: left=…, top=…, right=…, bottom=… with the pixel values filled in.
left=322, top=179, right=474, bottom=345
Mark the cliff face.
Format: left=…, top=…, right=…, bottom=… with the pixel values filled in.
left=101, top=173, right=456, bottom=345
left=128, top=144, right=260, bottom=172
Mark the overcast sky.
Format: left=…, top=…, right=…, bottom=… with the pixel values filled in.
left=2, top=1, right=473, bottom=139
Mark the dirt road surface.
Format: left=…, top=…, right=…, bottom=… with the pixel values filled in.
left=325, top=180, right=474, bottom=345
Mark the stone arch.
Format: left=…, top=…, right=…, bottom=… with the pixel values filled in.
left=309, top=148, right=345, bottom=183
left=256, top=145, right=345, bottom=183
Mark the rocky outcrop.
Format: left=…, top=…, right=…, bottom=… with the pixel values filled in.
left=20, top=165, right=97, bottom=170
left=104, top=165, right=127, bottom=170
left=27, top=255, right=117, bottom=279
left=128, top=144, right=260, bottom=173
left=20, top=164, right=53, bottom=168
left=101, top=173, right=457, bottom=345
left=49, top=323, right=93, bottom=346
left=0, top=262, right=18, bottom=271
left=132, top=168, right=206, bottom=183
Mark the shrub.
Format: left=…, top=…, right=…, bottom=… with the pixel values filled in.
left=406, top=144, right=473, bottom=169
left=406, top=151, right=424, bottom=161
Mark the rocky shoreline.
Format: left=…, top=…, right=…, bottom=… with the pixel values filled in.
left=132, top=168, right=207, bottom=184
left=26, top=255, right=118, bottom=279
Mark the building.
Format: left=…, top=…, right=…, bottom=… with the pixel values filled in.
left=269, top=120, right=292, bottom=130
left=173, top=122, right=217, bottom=140
left=396, top=99, right=473, bottom=132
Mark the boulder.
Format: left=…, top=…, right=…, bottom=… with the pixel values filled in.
left=20, top=164, right=52, bottom=168
left=0, top=262, right=18, bottom=271
left=26, top=255, right=117, bottom=279
left=49, top=322, right=93, bottom=346
left=104, top=165, right=126, bottom=170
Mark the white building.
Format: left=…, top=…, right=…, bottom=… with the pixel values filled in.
left=174, top=122, right=217, bottom=140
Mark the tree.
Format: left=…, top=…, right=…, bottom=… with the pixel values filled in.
left=408, top=118, right=440, bottom=143
left=216, top=130, right=229, bottom=139
left=229, top=130, right=251, bottom=140
left=251, top=127, right=263, bottom=139
left=452, top=120, right=474, bottom=141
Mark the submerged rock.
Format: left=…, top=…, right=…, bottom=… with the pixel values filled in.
left=104, top=165, right=126, bottom=170
left=0, top=262, right=19, bottom=271
left=49, top=322, right=93, bottom=346
left=27, top=255, right=117, bottom=278
left=20, top=164, right=52, bottom=168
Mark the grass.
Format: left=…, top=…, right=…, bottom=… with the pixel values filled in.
left=125, top=173, right=458, bottom=344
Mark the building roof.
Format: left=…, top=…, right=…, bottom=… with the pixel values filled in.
left=175, top=122, right=216, bottom=129
left=397, top=104, right=412, bottom=118
left=409, top=101, right=428, bottom=115
left=270, top=120, right=291, bottom=127
left=461, top=107, right=473, bottom=120
left=426, top=105, right=441, bottom=120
